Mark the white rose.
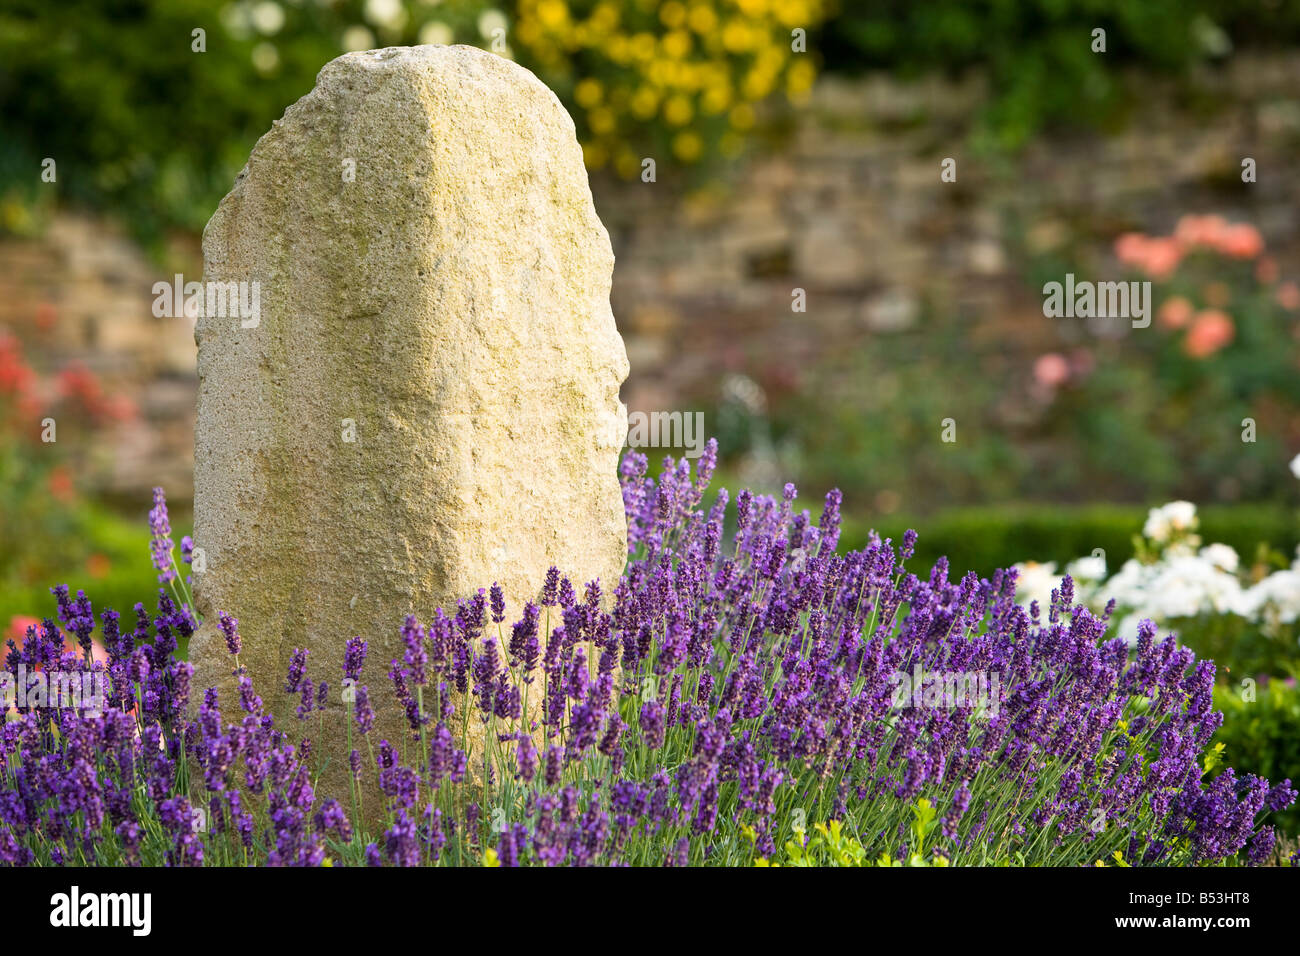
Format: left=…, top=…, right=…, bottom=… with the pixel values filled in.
left=1200, top=543, right=1239, bottom=574
left=1067, top=555, right=1107, bottom=582
left=1115, top=613, right=1144, bottom=645
left=1162, top=501, right=1197, bottom=531
left=1245, top=569, right=1300, bottom=624
left=1014, top=561, right=1058, bottom=610
left=1143, top=507, right=1172, bottom=543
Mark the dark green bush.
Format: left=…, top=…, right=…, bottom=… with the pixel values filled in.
left=817, top=0, right=1300, bottom=148
left=1166, top=612, right=1300, bottom=685
left=1214, top=680, right=1300, bottom=834
left=841, top=503, right=1299, bottom=579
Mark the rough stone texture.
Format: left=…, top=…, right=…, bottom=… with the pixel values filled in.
left=188, top=45, right=629, bottom=800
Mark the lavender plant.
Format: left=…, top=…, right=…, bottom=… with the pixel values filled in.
left=1, top=444, right=1294, bottom=867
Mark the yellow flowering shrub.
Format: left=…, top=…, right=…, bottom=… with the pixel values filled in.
left=511, top=0, right=829, bottom=175
left=316, top=1, right=827, bottom=176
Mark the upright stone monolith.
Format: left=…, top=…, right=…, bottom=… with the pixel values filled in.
left=188, top=45, right=629, bottom=803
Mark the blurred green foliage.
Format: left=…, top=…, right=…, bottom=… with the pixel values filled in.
left=1167, top=610, right=1300, bottom=683
left=0, top=492, right=189, bottom=639
left=0, top=385, right=186, bottom=633
left=818, top=0, right=1300, bottom=149
left=776, top=302, right=1025, bottom=511
left=1213, top=680, right=1300, bottom=833
left=2, top=0, right=325, bottom=239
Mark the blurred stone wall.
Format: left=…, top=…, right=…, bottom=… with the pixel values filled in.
left=600, top=53, right=1300, bottom=423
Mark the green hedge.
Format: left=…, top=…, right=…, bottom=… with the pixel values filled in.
left=841, top=503, right=1299, bottom=578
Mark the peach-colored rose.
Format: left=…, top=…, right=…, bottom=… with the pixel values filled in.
left=1157, top=296, right=1194, bottom=330
left=1033, top=353, right=1070, bottom=388
left=1216, top=223, right=1264, bottom=259
left=1175, top=214, right=1228, bottom=247
left=1184, top=310, right=1235, bottom=358
left=1141, top=238, right=1183, bottom=279
left=1114, top=232, right=1184, bottom=278
left=1114, top=232, right=1150, bottom=267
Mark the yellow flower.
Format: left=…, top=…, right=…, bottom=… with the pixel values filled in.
left=483, top=847, right=500, bottom=867
left=663, top=95, right=694, bottom=126
left=673, top=131, right=703, bottom=162
left=536, top=0, right=568, bottom=31
left=575, top=78, right=603, bottom=108
left=776, top=1, right=816, bottom=28
left=631, top=31, right=656, bottom=61
left=516, top=21, right=541, bottom=48
left=688, top=5, right=718, bottom=35
left=722, top=19, right=752, bottom=53
left=592, top=1, right=621, bottom=29
left=756, top=46, right=784, bottom=72
left=588, top=107, right=616, bottom=134
left=742, top=67, right=775, bottom=100
left=582, top=141, right=608, bottom=170
left=614, top=149, right=641, bottom=179
left=729, top=103, right=755, bottom=130
left=647, top=59, right=674, bottom=88
left=685, top=63, right=711, bottom=91
left=701, top=84, right=730, bottom=114
left=659, top=1, right=686, bottom=28
left=786, top=58, right=815, bottom=98
left=662, top=29, right=692, bottom=59
left=631, top=86, right=660, bottom=119
left=606, top=35, right=631, bottom=64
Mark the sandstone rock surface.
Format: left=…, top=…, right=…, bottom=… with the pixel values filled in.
left=188, top=45, right=629, bottom=799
